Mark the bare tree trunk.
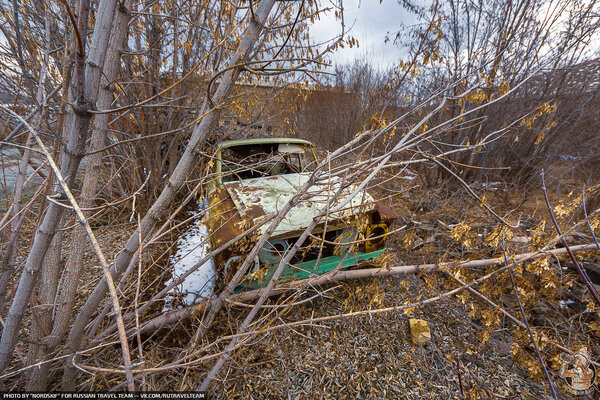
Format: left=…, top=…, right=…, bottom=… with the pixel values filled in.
left=47, top=0, right=131, bottom=358
left=165, top=7, right=180, bottom=177
left=26, top=226, right=63, bottom=390
left=0, top=0, right=119, bottom=374
left=0, top=135, right=33, bottom=307
left=23, top=9, right=66, bottom=389
left=62, top=0, right=277, bottom=387
left=21, top=2, right=132, bottom=390
left=0, top=5, right=52, bottom=307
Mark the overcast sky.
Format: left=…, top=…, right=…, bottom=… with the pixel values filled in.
left=310, top=0, right=414, bottom=69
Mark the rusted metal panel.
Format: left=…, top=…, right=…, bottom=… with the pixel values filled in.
left=206, top=186, right=242, bottom=244
left=224, top=173, right=376, bottom=238
left=206, top=186, right=244, bottom=271
left=374, top=203, right=398, bottom=222
left=206, top=138, right=398, bottom=287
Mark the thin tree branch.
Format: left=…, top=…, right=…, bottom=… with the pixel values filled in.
left=541, top=170, right=600, bottom=307
left=581, top=188, right=600, bottom=253
left=0, top=107, right=136, bottom=391
left=501, top=231, right=558, bottom=400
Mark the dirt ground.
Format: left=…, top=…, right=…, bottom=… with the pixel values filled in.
left=3, top=167, right=598, bottom=398
left=156, top=180, right=600, bottom=399
left=206, top=279, right=549, bottom=399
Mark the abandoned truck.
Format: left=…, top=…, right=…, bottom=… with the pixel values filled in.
left=205, top=138, right=397, bottom=290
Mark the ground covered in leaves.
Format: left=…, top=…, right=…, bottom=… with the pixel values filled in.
left=207, top=279, right=549, bottom=399
left=6, top=169, right=598, bottom=398
left=158, top=179, right=599, bottom=399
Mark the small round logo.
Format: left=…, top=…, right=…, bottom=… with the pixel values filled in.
left=559, top=347, right=596, bottom=395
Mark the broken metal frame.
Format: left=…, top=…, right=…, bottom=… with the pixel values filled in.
left=205, top=137, right=396, bottom=290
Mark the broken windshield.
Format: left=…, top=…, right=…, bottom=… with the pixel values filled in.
left=220, top=142, right=318, bottom=182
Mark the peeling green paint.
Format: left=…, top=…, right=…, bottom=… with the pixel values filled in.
left=236, top=249, right=386, bottom=291
left=206, top=138, right=396, bottom=288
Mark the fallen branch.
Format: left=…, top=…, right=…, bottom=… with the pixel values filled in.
left=134, top=243, right=598, bottom=336
left=75, top=265, right=511, bottom=376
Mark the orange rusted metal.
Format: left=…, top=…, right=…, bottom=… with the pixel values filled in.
left=205, top=138, right=399, bottom=287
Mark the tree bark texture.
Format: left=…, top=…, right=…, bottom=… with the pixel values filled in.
left=0, top=0, right=119, bottom=374
left=64, top=2, right=278, bottom=385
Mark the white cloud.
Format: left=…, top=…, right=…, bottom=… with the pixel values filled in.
left=310, top=0, right=413, bottom=68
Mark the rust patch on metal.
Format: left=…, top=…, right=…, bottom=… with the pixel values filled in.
left=374, top=203, right=398, bottom=222
left=206, top=184, right=265, bottom=283
left=227, top=181, right=265, bottom=193
left=205, top=138, right=402, bottom=287
left=245, top=204, right=267, bottom=219
left=207, top=186, right=245, bottom=268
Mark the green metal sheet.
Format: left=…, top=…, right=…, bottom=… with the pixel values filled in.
left=236, top=249, right=386, bottom=291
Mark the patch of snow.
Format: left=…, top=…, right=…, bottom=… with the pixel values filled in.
left=559, top=299, right=575, bottom=309
left=165, top=200, right=216, bottom=307
left=473, top=181, right=507, bottom=191
left=558, top=154, right=583, bottom=161
left=400, top=169, right=417, bottom=181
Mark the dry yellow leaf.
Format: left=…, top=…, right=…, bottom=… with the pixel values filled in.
left=409, top=318, right=431, bottom=346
